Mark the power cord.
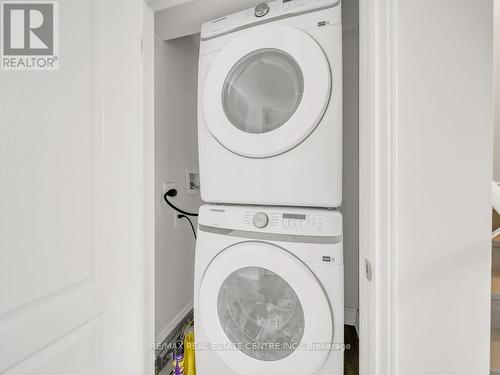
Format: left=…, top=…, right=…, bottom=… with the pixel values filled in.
left=163, top=189, right=199, bottom=217
left=177, top=215, right=197, bottom=239
left=163, top=188, right=198, bottom=240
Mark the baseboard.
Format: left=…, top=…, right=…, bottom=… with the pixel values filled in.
left=344, top=307, right=359, bottom=334
left=156, top=301, right=193, bottom=345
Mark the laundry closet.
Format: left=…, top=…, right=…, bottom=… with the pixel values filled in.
left=152, top=0, right=359, bottom=373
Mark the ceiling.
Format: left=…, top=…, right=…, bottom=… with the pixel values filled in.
left=152, top=0, right=358, bottom=41
left=153, top=0, right=262, bottom=41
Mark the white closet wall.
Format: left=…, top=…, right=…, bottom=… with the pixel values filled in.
left=155, top=33, right=203, bottom=343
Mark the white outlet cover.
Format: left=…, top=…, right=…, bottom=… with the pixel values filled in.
left=185, top=170, right=199, bottom=195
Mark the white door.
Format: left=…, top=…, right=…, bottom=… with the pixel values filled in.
left=199, top=241, right=334, bottom=375
left=202, top=24, right=331, bottom=158
left=0, top=0, right=149, bottom=374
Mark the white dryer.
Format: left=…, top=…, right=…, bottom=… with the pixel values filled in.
left=198, top=0, right=343, bottom=208
left=194, top=204, right=344, bottom=375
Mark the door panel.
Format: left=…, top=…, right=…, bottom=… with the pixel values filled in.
left=0, top=0, right=94, bottom=317
left=0, top=0, right=146, bottom=373
left=3, top=321, right=98, bottom=375
left=0, top=0, right=101, bottom=370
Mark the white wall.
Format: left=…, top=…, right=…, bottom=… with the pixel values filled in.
left=155, top=30, right=202, bottom=342
left=394, top=1, right=493, bottom=373
left=342, top=0, right=360, bottom=317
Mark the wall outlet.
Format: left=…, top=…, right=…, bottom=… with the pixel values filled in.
left=173, top=212, right=180, bottom=228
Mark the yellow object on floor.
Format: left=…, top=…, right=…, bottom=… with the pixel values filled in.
left=183, top=328, right=196, bottom=375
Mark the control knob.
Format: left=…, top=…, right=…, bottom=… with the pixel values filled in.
left=253, top=212, right=269, bottom=228
left=254, top=2, right=270, bottom=17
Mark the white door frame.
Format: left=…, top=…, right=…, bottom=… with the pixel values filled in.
left=359, top=0, right=396, bottom=374
left=142, top=1, right=156, bottom=374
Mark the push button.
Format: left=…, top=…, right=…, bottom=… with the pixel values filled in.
left=253, top=212, right=269, bottom=228
left=254, top=2, right=270, bottom=17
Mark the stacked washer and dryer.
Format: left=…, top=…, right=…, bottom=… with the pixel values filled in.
left=194, top=1, right=344, bottom=374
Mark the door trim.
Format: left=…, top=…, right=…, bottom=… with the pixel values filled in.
left=142, top=2, right=156, bottom=374
left=359, top=0, right=397, bottom=374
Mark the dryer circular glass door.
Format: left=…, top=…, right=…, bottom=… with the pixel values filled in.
left=199, top=241, right=333, bottom=375
left=202, top=25, right=332, bottom=158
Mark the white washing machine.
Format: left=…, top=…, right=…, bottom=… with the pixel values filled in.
left=198, top=0, right=343, bottom=208
left=194, top=204, right=344, bottom=375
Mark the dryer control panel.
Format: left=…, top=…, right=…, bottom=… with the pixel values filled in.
left=201, top=0, right=340, bottom=40
left=198, top=204, right=342, bottom=237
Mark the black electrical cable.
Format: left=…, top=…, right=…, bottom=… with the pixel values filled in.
left=177, top=214, right=197, bottom=240
left=163, top=189, right=198, bottom=217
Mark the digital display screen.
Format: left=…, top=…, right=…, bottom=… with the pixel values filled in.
left=283, top=213, right=306, bottom=220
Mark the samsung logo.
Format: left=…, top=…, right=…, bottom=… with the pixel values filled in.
left=211, top=16, right=227, bottom=24
left=210, top=208, right=225, bottom=213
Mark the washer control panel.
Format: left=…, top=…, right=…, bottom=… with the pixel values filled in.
left=201, top=0, right=340, bottom=40
left=245, top=211, right=327, bottom=233
left=199, top=205, right=342, bottom=237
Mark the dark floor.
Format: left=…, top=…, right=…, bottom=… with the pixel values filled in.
left=344, top=325, right=359, bottom=375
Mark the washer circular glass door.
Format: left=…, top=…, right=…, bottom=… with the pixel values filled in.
left=203, top=25, right=331, bottom=158
left=199, top=242, right=333, bottom=375
left=218, top=266, right=305, bottom=361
